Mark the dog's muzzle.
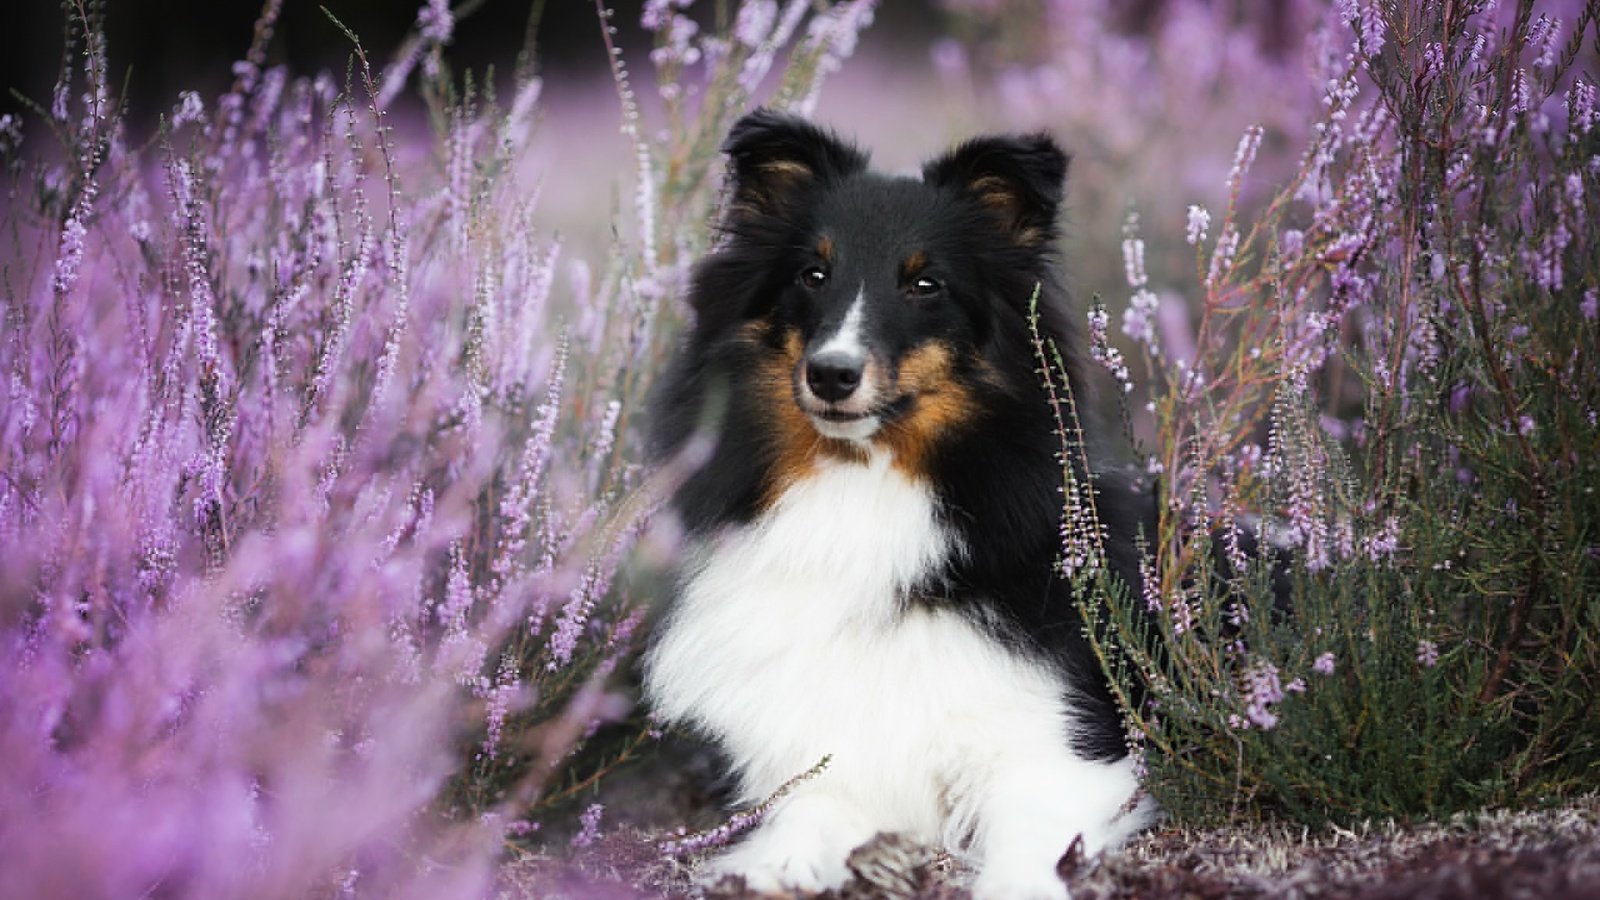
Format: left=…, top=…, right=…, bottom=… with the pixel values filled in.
left=798, top=349, right=880, bottom=441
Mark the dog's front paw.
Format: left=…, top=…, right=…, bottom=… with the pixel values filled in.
left=700, top=826, right=854, bottom=895
left=969, top=865, right=1071, bottom=900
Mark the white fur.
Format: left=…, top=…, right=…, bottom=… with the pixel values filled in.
left=645, top=449, right=1153, bottom=898
left=809, top=413, right=881, bottom=441
left=813, top=287, right=867, bottom=360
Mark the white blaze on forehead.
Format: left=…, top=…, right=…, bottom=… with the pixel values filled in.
left=812, top=286, right=867, bottom=360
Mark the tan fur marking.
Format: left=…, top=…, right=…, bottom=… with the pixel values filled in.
left=817, top=236, right=834, bottom=263
left=878, top=342, right=978, bottom=478
left=970, top=175, right=1020, bottom=213
left=758, top=159, right=814, bottom=179
left=968, top=175, right=1045, bottom=245
left=901, top=250, right=927, bottom=278
left=1013, top=226, right=1046, bottom=246
left=732, top=161, right=817, bottom=218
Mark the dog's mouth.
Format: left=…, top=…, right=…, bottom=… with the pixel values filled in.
left=804, top=407, right=881, bottom=441
left=798, top=395, right=918, bottom=442
left=811, top=408, right=869, bottom=423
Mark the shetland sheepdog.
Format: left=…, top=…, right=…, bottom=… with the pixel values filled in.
left=644, top=110, right=1158, bottom=899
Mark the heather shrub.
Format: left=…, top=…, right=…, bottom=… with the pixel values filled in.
left=0, top=0, right=872, bottom=894
left=1024, top=0, right=1600, bottom=826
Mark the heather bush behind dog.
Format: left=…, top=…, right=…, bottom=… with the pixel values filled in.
left=1034, top=0, right=1600, bottom=826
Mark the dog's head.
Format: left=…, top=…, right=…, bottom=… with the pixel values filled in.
left=693, top=110, right=1072, bottom=477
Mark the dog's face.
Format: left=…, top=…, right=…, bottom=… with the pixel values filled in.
left=783, top=179, right=988, bottom=442
left=698, top=111, right=1069, bottom=479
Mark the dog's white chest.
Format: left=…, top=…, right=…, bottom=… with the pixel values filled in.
left=645, top=450, right=1074, bottom=836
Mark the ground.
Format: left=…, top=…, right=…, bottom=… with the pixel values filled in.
left=504, top=791, right=1600, bottom=898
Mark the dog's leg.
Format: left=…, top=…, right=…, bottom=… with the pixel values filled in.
left=968, top=754, right=1147, bottom=900
left=701, top=790, right=878, bottom=894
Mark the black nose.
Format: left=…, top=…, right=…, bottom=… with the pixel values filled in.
left=805, top=352, right=864, bottom=403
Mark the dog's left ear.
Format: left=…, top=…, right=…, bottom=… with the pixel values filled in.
left=922, top=134, right=1068, bottom=245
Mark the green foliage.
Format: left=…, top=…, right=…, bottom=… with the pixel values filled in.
left=1069, top=0, right=1600, bottom=826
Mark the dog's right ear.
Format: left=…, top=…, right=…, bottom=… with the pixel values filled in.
left=722, top=109, right=868, bottom=218
left=922, top=133, right=1068, bottom=247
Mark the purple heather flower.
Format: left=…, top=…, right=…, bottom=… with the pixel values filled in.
left=1235, top=443, right=1263, bottom=473
left=1511, top=67, right=1531, bottom=117
left=1138, top=550, right=1162, bottom=615
left=650, top=15, right=702, bottom=68
left=1342, top=0, right=1386, bottom=58
left=570, top=803, right=605, bottom=849
left=52, top=180, right=95, bottom=297
left=1278, top=228, right=1304, bottom=261
left=1582, top=289, right=1598, bottom=322
left=1568, top=80, right=1597, bottom=135
left=1121, top=219, right=1148, bottom=289
left=1313, top=652, right=1336, bottom=676
left=735, top=0, right=807, bottom=95
left=1364, top=515, right=1401, bottom=562
left=1122, top=289, right=1159, bottom=351
left=1059, top=476, right=1104, bottom=579
left=1185, top=204, right=1210, bottom=246
left=548, top=566, right=597, bottom=670
left=1333, top=517, right=1357, bottom=561
left=482, top=652, right=522, bottom=760
left=1088, top=305, right=1133, bottom=393
left=634, top=143, right=660, bottom=276
left=1416, top=639, right=1440, bottom=669
left=1421, top=42, right=1445, bottom=82
left=1227, top=125, right=1263, bottom=191
left=1206, top=224, right=1239, bottom=289
left=641, top=0, right=692, bottom=31
left=793, top=0, right=876, bottom=115
left=1468, top=30, right=1487, bottom=61
left=418, top=0, right=453, bottom=43
left=734, top=0, right=779, bottom=48
left=171, top=90, right=205, bottom=128
left=1243, top=660, right=1286, bottom=730
left=1169, top=589, right=1195, bottom=636
left=0, top=113, right=19, bottom=157
left=1528, top=14, right=1558, bottom=70
left=660, top=807, right=765, bottom=857
left=51, top=80, right=69, bottom=121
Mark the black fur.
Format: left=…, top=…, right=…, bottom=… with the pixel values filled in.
left=649, top=111, right=1156, bottom=761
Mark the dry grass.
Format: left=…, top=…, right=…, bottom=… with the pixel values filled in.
left=1071, top=794, right=1600, bottom=899
left=502, top=791, right=1600, bottom=899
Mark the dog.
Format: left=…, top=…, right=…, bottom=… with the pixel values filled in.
left=643, top=110, right=1158, bottom=899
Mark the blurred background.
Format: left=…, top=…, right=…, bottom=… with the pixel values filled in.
left=4, top=0, right=1315, bottom=309
left=3, top=1, right=946, bottom=121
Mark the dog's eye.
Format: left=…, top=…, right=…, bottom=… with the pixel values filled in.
left=798, top=267, right=829, bottom=290
left=909, top=276, right=943, bottom=297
